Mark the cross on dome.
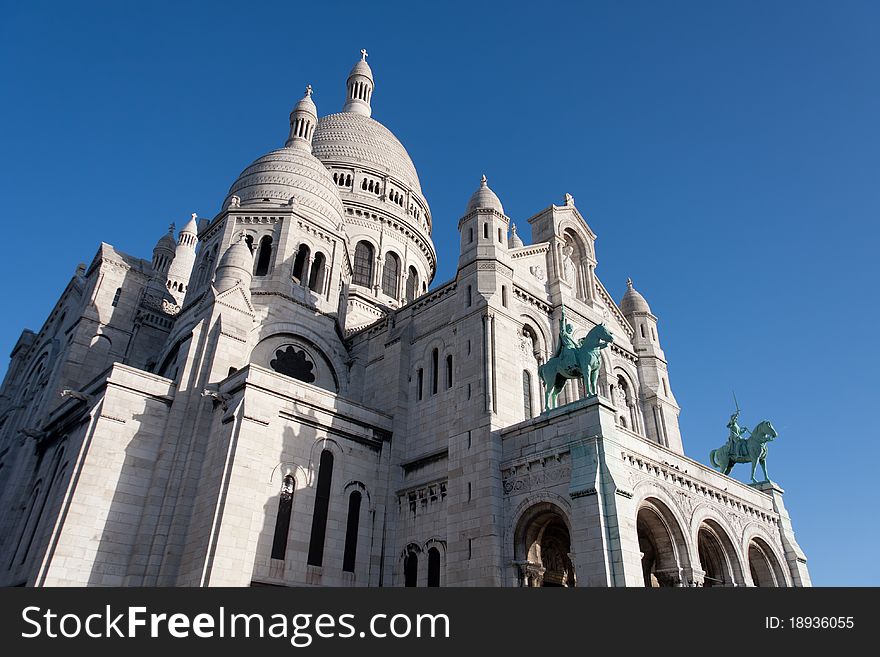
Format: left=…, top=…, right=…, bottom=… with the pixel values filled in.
left=305, top=84, right=312, bottom=96
left=361, top=49, right=368, bottom=60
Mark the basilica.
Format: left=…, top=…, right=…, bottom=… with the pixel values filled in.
left=0, top=53, right=809, bottom=587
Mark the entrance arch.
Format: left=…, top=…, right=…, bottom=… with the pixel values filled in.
left=514, top=503, right=575, bottom=587
left=696, top=519, right=743, bottom=587
left=636, top=498, right=689, bottom=587
left=748, top=537, right=786, bottom=587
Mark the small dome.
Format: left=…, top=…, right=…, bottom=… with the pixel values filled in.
left=348, top=58, right=373, bottom=82
left=620, top=278, right=651, bottom=315
left=225, top=146, right=345, bottom=222
left=508, top=223, right=524, bottom=248
left=465, top=175, right=504, bottom=215
left=214, top=234, right=254, bottom=292
left=180, top=213, right=199, bottom=236
left=293, top=85, right=317, bottom=117
left=154, top=226, right=176, bottom=253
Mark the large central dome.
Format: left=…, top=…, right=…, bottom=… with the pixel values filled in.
left=312, top=112, right=422, bottom=194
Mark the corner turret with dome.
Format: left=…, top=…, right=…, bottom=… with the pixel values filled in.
left=0, top=50, right=810, bottom=591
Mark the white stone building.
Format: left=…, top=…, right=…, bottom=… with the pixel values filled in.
left=0, top=53, right=809, bottom=587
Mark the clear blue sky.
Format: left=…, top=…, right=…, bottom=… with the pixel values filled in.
left=2, top=1, right=877, bottom=585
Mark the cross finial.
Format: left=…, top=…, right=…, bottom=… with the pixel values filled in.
left=168, top=223, right=175, bottom=234
left=626, top=277, right=633, bottom=288
left=191, top=212, right=198, bottom=221
left=305, top=84, right=312, bottom=96
left=361, top=48, right=368, bottom=61
left=480, top=174, right=487, bottom=186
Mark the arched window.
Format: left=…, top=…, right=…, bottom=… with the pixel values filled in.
left=382, top=252, right=400, bottom=298
left=446, top=354, right=453, bottom=389
left=245, top=235, right=254, bottom=253
left=406, top=266, right=419, bottom=303
left=111, top=287, right=122, bottom=307
left=404, top=551, right=418, bottom=587
left=352, top=241, right=374, bottom=287
left=342, top=490, right=362, bottom=573
left=309, top=252, right=326, bottom=293
left=293, top=245, right=310, bottom=284
left=271, top=475, right=295, bottom=560
left=431, top=348, right=439, bottom=395
left=255, top=236, right=273, bottom=277
left=523, top=370, right=533, bottom=419
left=307, top=450, right=334, bottom=567
left=428, top=547, right=441, bottom=587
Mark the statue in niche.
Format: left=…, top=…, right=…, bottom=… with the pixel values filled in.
left=562, top=244, right=576, bottom=284
left=270, top=346, right=316, bottom=383
left=228, top=195, right=241, bottom=208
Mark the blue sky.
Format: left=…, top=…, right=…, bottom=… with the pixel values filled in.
left=2, top=1, right=877, bottom=585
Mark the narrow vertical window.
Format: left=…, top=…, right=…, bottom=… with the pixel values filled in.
left=446, top=354, right=453, bottom=389
left=498, top=227, right=502, bottom=243
left=522, top=370, right=532, bottom=419
left=428, top=547, right=441, bottom=587
left=352, top=241, right=374, bottom=287
left=467, top=285, right=472, bottom=307
left=342, top=490, right=362, bottom=573
left=483, top=223, right=489, bottom=239
left=406, top=266, right=419, bottom=303
left=111, top=287, right=122, bottom=307
left=662, top=378, right=669, bottom=396
left=404, top=551, right=418, bottom=587
left=307, top=450, right=334, bottom=567
left=382, top=252, right=400, bottom=297
left=309, top=252, right=326, bottom=292
left=271, top=475, right=295, bottom=560
left=255, top=236, right=273, bottom=276
left=502, top=285, right=508, bottom=307
left=468, top=227, right=473, bottom=243
left=640, top=324, right=646, bottom=339
left=417, top=368, right=423, bottom=400
left=431, top=348, right=439, bottom=395
left=293, top=245, right=310, bottom=283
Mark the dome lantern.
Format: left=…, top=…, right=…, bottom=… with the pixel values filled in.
left=342, top=49, right=374, bottom=117
left=286, top=85, right=318, bottom=151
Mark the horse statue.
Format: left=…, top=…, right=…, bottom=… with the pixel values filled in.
left=539, top=323, right=613, bottom=411
left=709, top=419, right=778, bottom=484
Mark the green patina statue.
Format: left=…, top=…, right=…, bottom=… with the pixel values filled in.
left=710, top=408, right=778, bottom=483
left=539, top=305, right=613, bottom=411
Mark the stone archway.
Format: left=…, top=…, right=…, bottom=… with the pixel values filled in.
left=637, top=499, right=688, bottom=587
left=697, top=520, right=741, bottom=587
left=514, top=503, right=575, bottom=587
left=748, top=537, right=786, bottom=587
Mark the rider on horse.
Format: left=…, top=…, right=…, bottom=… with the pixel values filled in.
left=726, top=410, right=749, bottom=459
left=552, top=305, right=580, bottom=375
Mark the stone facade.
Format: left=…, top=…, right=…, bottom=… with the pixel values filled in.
left=0, top=53, right=809, bottom=587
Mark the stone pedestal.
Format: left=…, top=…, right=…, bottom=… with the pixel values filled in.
left=751, top=481, right=811, bottom=586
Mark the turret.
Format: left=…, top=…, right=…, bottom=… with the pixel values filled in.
left=166, top=213, right=199, bottom=303
left=458, top=175, right=509, bottom=269
left=152, top=224, right=177, bottom=275
left=285, top=85, right=318, bottom=151
left=213, top=233, right=254, bottom=295
left=342, top=49, right=374, bottom=117
left=620, top=278, right=683, bottom=453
